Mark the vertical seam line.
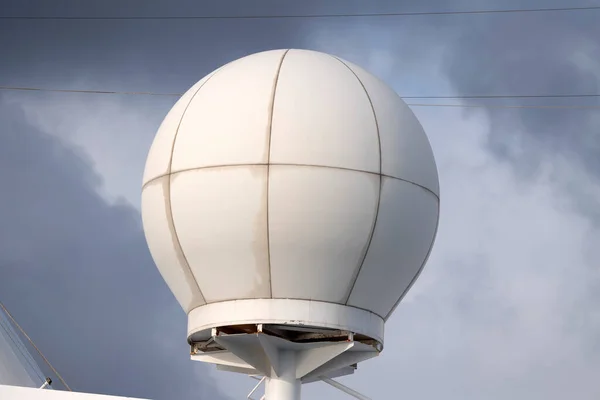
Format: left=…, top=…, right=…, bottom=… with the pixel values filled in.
left=166, top=65, right=228, bottom=305
left=332, top=56, right=384, bottom=305
left=384, top=200, right=440, bottom=321
left=266, top=49, right=291, bottom=298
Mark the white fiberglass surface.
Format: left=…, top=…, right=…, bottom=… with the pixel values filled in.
left=171, top=50, right=287, bottom=172
left=141, top=176, right=206, bottom=312
left=342, top=59, right=440, bottom=196
left=169, top=165, right=271, bottom=302
left=268, top=165, right=379, bottom=302
left=269, top=50, right=379, bottom=173
left=347, top=177, right=439, bottom=317
left=142, top=73, right=216, bottom=185
left=142, top=49, right=440, bottom=319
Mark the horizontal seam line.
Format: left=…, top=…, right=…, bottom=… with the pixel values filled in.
left=142, top=163, right=439, bottom=199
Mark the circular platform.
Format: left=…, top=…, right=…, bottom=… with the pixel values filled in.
left=187, top=299, right=385, bottom=346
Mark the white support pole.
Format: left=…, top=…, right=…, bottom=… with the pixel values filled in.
left=39, top=378, right=52, bottom=390
left=320, top=376, right=371, bottom=400
left=264, top=350, right=301, bottom=400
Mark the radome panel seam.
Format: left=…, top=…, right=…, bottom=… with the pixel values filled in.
left=142, top=162, right=439, bottom=200
left=266, top=49, right=290, bottom=299
left=384, top=100, right=441, bottom=318
left=165, top=66, right=227, bottom=306
left=331, top=56, right=384, bottom=305
left=384, top=200, right=440, bottom=321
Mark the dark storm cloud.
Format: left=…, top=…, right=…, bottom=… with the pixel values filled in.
left=441, top=5, right=600, bottom=176
left=2, top=1, right=600, bottom=398
left=0, top=97, right=227, bottom=400
left=0, top=0, right=385, bottom=94
left=1, top=1, right=292, bottom=93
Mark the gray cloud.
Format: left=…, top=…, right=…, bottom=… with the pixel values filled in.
left=441, top=3, right=600, bottom=178
left=0, top=0, right=360, bottom=95
left=3, top=1, right=600, bottom=399
left=0, top=97, right=228, bottom=400
left=363, top=109, right=600, bottom=400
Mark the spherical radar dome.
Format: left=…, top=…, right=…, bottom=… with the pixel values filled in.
left=141, top=49, right=439, bottom=346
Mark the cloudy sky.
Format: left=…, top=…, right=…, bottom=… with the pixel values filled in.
left=1, top=0, right=600, bottom=399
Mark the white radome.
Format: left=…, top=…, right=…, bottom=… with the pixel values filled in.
left=141, top=49, right=439, bottom=349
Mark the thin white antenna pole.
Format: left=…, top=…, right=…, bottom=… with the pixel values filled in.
left=320, top=376, right=371, bottom=400
left=39, top=378, right=52, bottom=390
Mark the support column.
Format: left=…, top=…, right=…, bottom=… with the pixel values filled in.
left=264, top=350, right=301, bottom=400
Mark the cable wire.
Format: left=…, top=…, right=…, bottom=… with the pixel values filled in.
left=1, top=5, right=600, bottom=20
left=0, top=314, right=45, bottom=383
left=1, top=85, right=599, bottom=110
left=2, top=85, right=599, bottom=99
left=408, top=103, right=600, bottom=110
left=402, top=94, right=600, bottom=99
left=0, top=317, right=42, bottom=376
left=0, top=86, right=181, bottom=97
left=0, top=302, right=72, bottom=391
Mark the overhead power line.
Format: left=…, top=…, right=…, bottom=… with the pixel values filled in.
left=0, top=86, right=181, bottom=97
left=408, top=103, right=600, bottom=110
left=1, top=5, right=600, bottom=20
left=402, top=94, right=600, bottom=99
left=1, top=85, right=600, bottom=110
left=2, top=85, right=600, bottom=99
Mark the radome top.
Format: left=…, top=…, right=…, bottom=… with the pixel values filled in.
left=141, top=49, right=439, bottom=334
